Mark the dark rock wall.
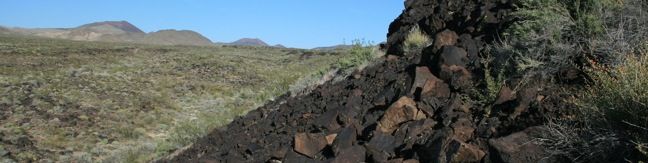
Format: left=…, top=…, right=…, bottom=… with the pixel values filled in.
left=163, top=0, right=570, bottom=162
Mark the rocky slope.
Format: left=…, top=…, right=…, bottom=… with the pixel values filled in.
left=1, top=21, right=214, bottom=46
left=162, top=0, right=576, bottom=162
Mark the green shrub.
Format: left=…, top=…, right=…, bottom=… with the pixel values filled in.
left=336, top=40, right=375, bottom=69
left=492, top=0, right=623, bottom=81
left=403, top=26, right=431, bottom=51
left=584, top=53, right=648, bottom=147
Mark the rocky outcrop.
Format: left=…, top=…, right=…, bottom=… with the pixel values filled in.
left=163, top=0, right=567, bottom=162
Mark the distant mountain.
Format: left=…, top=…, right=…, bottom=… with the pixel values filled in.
left=78, top=21, right=145, bottom=34
left=0, top=21, right=213, bottom=46
left=312, top=44, right=355, bottom=51
left=274, top=44, right=286, bottom=48
left=0, top=26, right=8, bottom=34
left=142, top=30, right=213, bottom=46
left=228, top=38, right=269, bottom=46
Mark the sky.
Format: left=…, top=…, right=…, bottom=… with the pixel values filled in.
left=0, top=0, right=404, bottom=48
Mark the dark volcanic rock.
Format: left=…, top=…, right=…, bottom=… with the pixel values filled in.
left=331, top=145, right=366, bottom=163
left=294, top=133, right=327, bottom=158
left=377, top=96, right=426, bottom=134
left=489, top=127, right=553, bottom=163
left=331, top=127, right=357, bottom=154
left=433, top=30, right=459, bottom=51
left=161, top=0, right=569, bottom=162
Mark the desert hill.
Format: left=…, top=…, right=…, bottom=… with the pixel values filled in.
left=0, top=21, right=213, bottom=46
left=227, top=38, right=269, bottom=46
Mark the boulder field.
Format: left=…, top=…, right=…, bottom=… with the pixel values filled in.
left=163, top=0, right=575, bottom=162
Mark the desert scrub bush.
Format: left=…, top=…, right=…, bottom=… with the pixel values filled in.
left=584, top=52, right=648, bottom=152
left=534, top=0, right=648, bottom=161
left=335, top=39, right=376, bottom=70
left=497, top=0, right=621, bottom=76
left=545, top=52, right=648, bottom=161
left=480, top=48, right=507, bottom=104
left=403, top=25, right=431, bottom=51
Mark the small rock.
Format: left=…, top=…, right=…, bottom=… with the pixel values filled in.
left=439, top=65, right=473, bottom=90
left=438, top=46, right=467, bottom=68
left=448, top=139, right=486, bottom=162
left=510, top=87, right=538, bottom=119
left=331, top=145, right=366, bottom=163
left=489, top=127, right=550, bottom=163
left=373, top=88, right=396, bottom=106
left=294, top=133, right=327, bottom=158
left=457, top=34, right=480, bottom=60
left=325, top=134, right=337, bottom=145
left=420, top=128, right=485, bottom=163
left=377, top=97, right=426, bottom=133
left=410, top=66, right=436, bottom=95
left=421, top=74, right=450, bottom=99
left=284, top=150, right=318, bottom=163
left=316, top=110, right=341, bottom=131
left=367, top=132, right=398, bottom=156
left=451, top=118, right=475, bottom=142
left=433, top=30, right=459, bottom=50
left=332, top=127, right=357, bottom=154
left=494, top=85, right=515, bottom=105
left=271, top=147, right=289, bottom=159
left=409, top=66, right=450, bottom=99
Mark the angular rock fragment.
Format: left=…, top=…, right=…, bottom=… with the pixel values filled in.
left=448, top=140, right=486, bottom=162
left=489, top=127, right=550, bottom=163
left=331, top=145, right=366, bottom=163
left=418, top=127, right=485, bottom=162
left=438, top=46, right=468, bottom=68
left=284, top=150, right=318, bottom=163
left=440, top=65, right=473, bottom=90
left=377, top=97, right=427, bottom=133
left=494, top=85, right=514, bottom=105
left=332, top=127, right=357, bottom=154
left=316, top=110, right=341, bottom=131
left=294, top=133, right=327, bottom=158
left=450, top=118, right=475, bottom=142
left=325, top=134, right=337, bottom=145
left=433, top=29, right=459, bottom=51
left=410, top=66, right=450, bottom=99
left=510, top=87, right=538, bottom=119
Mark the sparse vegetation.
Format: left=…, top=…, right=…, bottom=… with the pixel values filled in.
left=289, top=40, right=383, bottom=96
left=403, top=26, right=431, bottom=51
left=488, top=0, right=648, bottom=161
left=581, top=52, right=648, bottom=158
left=0, top=35, right=376, bottom=162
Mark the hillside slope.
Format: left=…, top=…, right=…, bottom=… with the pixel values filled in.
left=163, top=0, right=573, bottom=162
left=227, top=38, right=269, bottom=46
left=1, top=21, right=213, bottom=46
left=0, top=35, right=378, bottom=162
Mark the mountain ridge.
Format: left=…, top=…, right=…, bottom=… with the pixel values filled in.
left=227, top=38, right=269, bottom=46
left=77, top=20, right=145, bottom=34
left=0, top=21, right=213, bottom=46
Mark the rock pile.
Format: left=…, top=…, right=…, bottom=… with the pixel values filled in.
left=163, top=0, right=571, bottom=162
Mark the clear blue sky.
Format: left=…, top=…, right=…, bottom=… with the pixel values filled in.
left=0, top=1, right=404, bottom=48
